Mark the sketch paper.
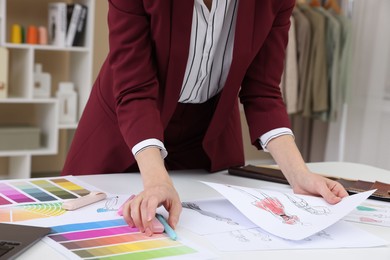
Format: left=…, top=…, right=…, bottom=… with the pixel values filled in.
left=43, top=217, right=216, bottom=260
left=206, top=221, right=388, bottom=251
left=180, top=199, right=257, bottom=235
left=343, top=200, right=390, bottom=227
left=202, top=181, right=375, bottom=240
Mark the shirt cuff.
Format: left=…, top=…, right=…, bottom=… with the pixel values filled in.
left=132, top=138, right=168, bottom=159
left=259, top=127, right=294, bottom=152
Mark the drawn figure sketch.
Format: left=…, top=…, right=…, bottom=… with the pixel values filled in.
left=182, top=202, right=239, bottom=225
left=284, top=194, right=331, bottom=215
left=229, top=228, right=272, bottom=243
left=227, top=185, right=301, bottom=225
left=97, top=196, right=118, bottom=213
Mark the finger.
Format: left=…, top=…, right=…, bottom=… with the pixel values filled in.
left=144, top=197, right=159, bottom=235
left=167, top=200, right=182, bottom=229
left=130, top=196, right=144, bottom=232
left=140, top=197, right=156, bottom=236
left=320, top=181, right=342, bottom=205
left=330, top=181, right=349, bottom=198
left=122, top=199, right=135, bottom=227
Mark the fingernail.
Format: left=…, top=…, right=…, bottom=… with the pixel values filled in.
left=145, top=227, right=152, bottom=236
left=147, top=212, right=153, bottom=221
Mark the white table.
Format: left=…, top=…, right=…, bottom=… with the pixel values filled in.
left=20, top=162, right=390, bottom=260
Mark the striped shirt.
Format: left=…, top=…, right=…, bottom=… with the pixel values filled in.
left=132, top=0, right=293, bottom=157
left=179, top=0, right=238, bottom=103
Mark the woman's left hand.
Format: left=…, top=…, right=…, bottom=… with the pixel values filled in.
left=288, top=171, right=349, bottom=204
left=266, top=135, right=349, bottom=204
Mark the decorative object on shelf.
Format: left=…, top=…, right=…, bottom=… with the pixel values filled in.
left=0, top=47, right=9, bottom=99
left=56, top=82, right=78, bottom=124
left=26, top=25, right=39, bottom=44
left=48, top=2, right=67, bottom=47
left=0, top=126, right=41, bottom=151
left=33, top=63, right=51, bottom=98
left=11, top=24, right=23, bottom=43
left=38, top=26, right=48, bottom=45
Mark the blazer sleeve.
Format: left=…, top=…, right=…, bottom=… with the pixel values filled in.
left=239, top=0, right=294, bottom=149
left=107, top=0, right=164, bottom=150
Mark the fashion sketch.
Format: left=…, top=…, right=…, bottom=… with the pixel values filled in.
left=284, top=193, right=331, bottom=215
left=227, top=185, right=301, bottom=225
left=229, top=228, right=272, bottom=243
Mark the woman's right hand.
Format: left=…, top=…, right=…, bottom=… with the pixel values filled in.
left=122, top=147, right=182, bottom=236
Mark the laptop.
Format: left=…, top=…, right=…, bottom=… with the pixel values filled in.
left=0, top=223, right=51, bottom=260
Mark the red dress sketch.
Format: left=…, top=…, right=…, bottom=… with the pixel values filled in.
left=254, top=197, right=300, bottom=225
left=227, top=185, right=300, bottom=225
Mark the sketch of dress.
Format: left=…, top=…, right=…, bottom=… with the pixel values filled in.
left=226, top=185, right=301, bottom=225
left=182, top=202, right=239, bottom=225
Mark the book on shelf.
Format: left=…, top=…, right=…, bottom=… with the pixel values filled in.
left=48, top=2, right=88, bottom=47
left=73, top=4, right=88, bottom=47
left=66, top=3, right=87, bottom=47
left=48, top=2, right=67, bottom=47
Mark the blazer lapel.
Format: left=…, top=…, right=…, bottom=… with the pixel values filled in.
left=161, top=0, right=194, bottom=127
left=204, top=0, right=255, bottom=141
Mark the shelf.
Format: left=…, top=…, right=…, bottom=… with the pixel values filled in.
left=0, top=147, right=57, bottom=157
left=0, top=0, right=95, bottom=178
left=0, top=97, right=57, bottom=103
left=59, top=123, right=78, bottom=129
left=4, top=43, right=90, bottom=52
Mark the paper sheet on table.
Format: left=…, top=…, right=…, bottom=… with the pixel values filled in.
left=43, top=216, right=216, bottom=260
left=180, top=198, right=258, bottom=235
left=202, top=181, right=375, bottom=240
left=343, top=200, right=390, bottom=227
left=206, top=221, right=388, bottom=251
left=178, top=198, right=387, bottom=250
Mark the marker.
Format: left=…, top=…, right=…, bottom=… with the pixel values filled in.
left=156, top=213, right=177, bottom=240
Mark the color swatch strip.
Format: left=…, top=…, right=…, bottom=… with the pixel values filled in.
left=0, top=195, right=12, bottom=206
left=88, top=245, right=196, bottom=260
left=51, top=218, right=126, bottom=233
left=60, top=233, right=166, bottom=250
left=50, top=226, right=139, bottom=242
left=30, top=180, right=78, bottom=199
left=12, top=182, right=57, bottom=202
left=0, top=183, right=35, bottom=203
left=73, top=238, right=182, bottom=258
left=51, top=178, right=90, bottom=196
left=47, top=219, right=199, bottom=260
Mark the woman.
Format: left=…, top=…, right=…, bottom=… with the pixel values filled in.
left=62, top=0, right=348, bottom=236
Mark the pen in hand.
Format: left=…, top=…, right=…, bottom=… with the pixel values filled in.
left=156, top=213, right=178, bottom=241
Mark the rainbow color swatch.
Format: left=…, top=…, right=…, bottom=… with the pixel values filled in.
left=0, top=177, right=91, bottom=208
left=0, top=202, right=66, bottom=222
left=47, top=218, right=199, bottom=259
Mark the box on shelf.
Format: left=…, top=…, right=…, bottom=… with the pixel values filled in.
left=0, top=126, right=41, bottom=150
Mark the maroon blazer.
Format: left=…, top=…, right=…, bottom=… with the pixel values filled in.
left=62, top=0, right=293, bottom=175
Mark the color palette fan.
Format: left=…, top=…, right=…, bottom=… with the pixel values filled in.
left=0, top=202, right=66, bottom=222
left=0, top=177, right=90, bottom=208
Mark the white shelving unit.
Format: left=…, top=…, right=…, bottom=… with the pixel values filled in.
left=0, top=0, right=95, bottom=179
